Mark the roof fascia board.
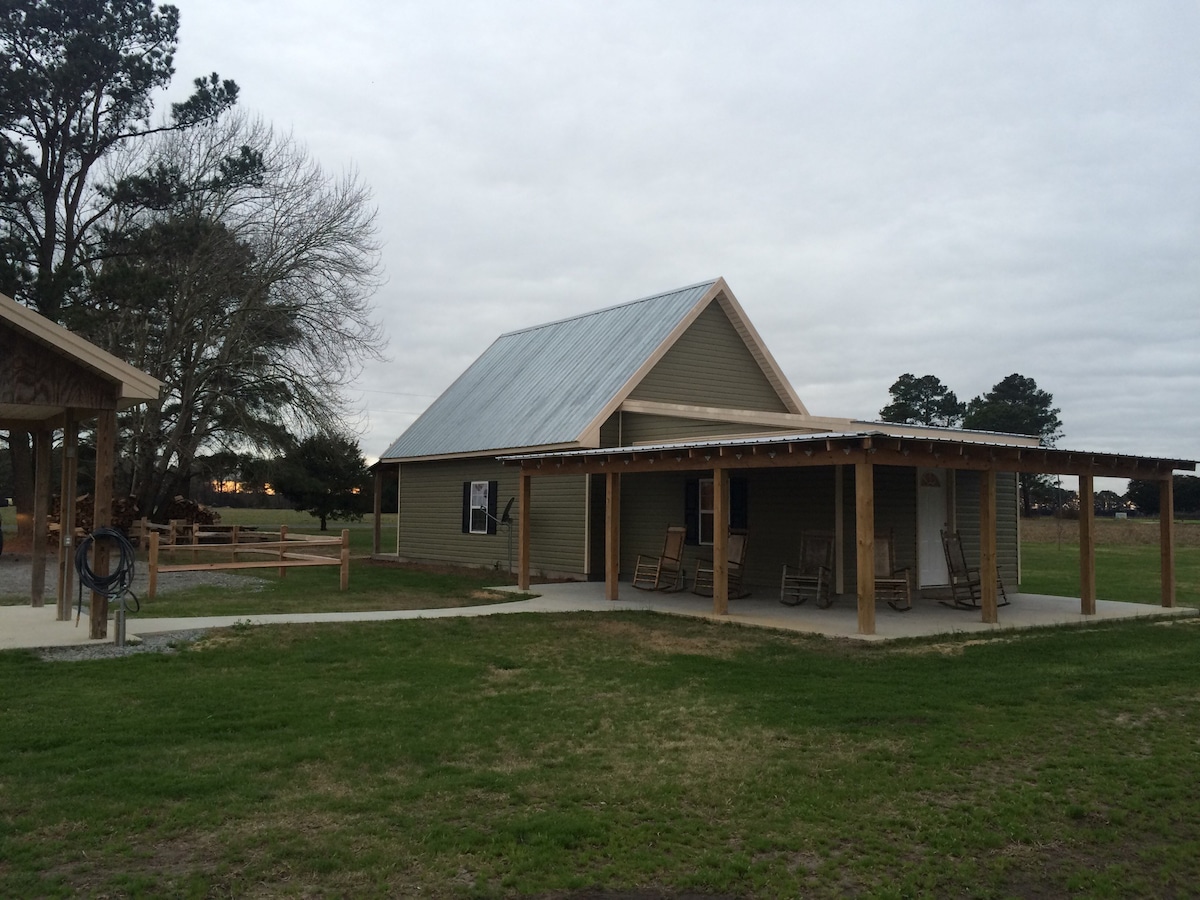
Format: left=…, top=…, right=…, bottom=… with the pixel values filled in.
left=619, top=399, right=825, bottom=430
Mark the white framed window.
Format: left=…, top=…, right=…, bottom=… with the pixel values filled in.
left=469, top=480, right=490, bottom=534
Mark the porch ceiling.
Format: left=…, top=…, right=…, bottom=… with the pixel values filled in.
left=501, top=430, right=1195, bottom=480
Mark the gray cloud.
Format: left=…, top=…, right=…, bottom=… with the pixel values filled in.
left=169, top=0, right=1199, bottom=470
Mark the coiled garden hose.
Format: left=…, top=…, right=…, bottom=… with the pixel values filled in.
left=75, top=527, right=139, bottom=623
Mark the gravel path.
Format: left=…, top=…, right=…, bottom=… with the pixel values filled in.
left=0, top=553, right=265, bottom=599
left=34, top=628, right=213, bottom=662
left=2, top=554, right=261, bottom=661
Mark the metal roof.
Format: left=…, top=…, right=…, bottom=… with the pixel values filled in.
left=381, top=280, right=719, bottom=460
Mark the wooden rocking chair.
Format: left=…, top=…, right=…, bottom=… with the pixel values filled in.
left=939, top=529, right=1009, bottom=610
left=632, top=525, right=687, bottom=591
left=692, top=528, right=749, bottom=598
left=780, top=531, right=834, bottom=608
left=874, top=531, right=913, bottom=612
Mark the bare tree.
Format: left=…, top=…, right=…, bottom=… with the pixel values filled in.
left=78, top=112, right=384, bottom=517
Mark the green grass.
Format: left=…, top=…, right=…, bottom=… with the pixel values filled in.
left=3, top=613, right=1200, bottom=897
left=1019, top=541, right=1200, bottom=608
left=133, top=558, right=525, bottom=618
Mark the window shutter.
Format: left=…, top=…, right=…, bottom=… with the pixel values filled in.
left=731, top=477, right=749, bottom=530
left=487, top=480, right=499, bottom=534
left=461, top=482, right=471, bottom=534
left=684, top=478, right=699, bottom=544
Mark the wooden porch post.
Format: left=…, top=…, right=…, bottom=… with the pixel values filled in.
left=979, top=469, right=999, bottom=624
left=1078, top=474, right=1096, bottom=615
left=1160, top=476, right=1175, bottom=608
left=371, top=467, right=382, bottom=556
left=713, top=466, right=729, bottom=615
left=89, top=407, right=117, bottom=639
left=30, top=429, right=52, bottom=607
left=605, top=471, right=620, bottom=601
left=56, top=413, right=78, bottom=621
left=518, top=471, right=531, bottom=590
left=855, top=461, right=875, bottom=635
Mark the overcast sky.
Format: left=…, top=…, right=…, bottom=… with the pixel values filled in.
left=168, top=1, right=1199, bottom=472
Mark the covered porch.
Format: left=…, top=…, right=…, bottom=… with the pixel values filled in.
left=506, top=432, right=1195, bottom=636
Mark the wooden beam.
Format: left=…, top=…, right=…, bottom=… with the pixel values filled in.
left=980, top=469, right=998, bottom=624
left=30, top=429, right=52, bottom=607
left=89, top=407, right=116, bottom=640
left=855, top=461, right=875, bottom=635
left=1078, top=474, right=1096, bottom=615
left=713, top=467, right=729, bottom=615
left=340, top=529, right=351, bottom=591
left=1161, top=477, right=1175, bottom=607
left=56, top=413, right=78, bottom=620
left=518, top=471, right=532, bottom=591
left=605, top=471, right=620, bottom=601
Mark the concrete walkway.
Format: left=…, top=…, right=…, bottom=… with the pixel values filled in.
left=2, top=581, right=1195, bottom=651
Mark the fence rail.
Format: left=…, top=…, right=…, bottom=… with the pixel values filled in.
left=146, top=524, right=350, bottom=598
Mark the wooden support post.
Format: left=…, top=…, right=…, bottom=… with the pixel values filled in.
left=518, top=472, right=532, bottom=590
left=605, top=471, right=620, bottom=601
left=855, top=461, right=876, bottom=635
left=30, top=429, right=52, bottom=607
left=713, top=467, right=729, bottom=615
left=191, top=521, right=199, bottom=564
left=56, top=414, right=78, bottom=620
left=372, top=467, right=382, bottom=556
left=834, top=465, right=845, bottom=595
left=1078, top=474, right=1096, bottom=615
left=1161, top=477, right=1175, bottom=607
left=340, top=528, right=350, bottom=590
left=278, top=524, right=289, bottom=578
left=395, top=464, right=402, bottom=556
left=90, top=407, right=117, bottom=639
left=148, top=532, right=159, bottom=600
left=979, top=470, right=998, bottom=624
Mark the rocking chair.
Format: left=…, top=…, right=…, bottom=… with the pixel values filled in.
left=874, top=531, right=913, bottom=612
left=692, top=528, right=749, bottom=598
left=632, top=525, right=687, bottom=591
left=940, top=529, right=1009, bottom=610
left=780, top=531, right=834, bottom=608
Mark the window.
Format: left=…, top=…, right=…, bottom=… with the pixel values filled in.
left=685, top=477, right=748, bottom=545
left=461, top=480, right=498, bottom=535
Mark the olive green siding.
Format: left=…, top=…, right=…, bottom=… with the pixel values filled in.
left=627, top=302, right=789, bottom=412
left=599, top=413, right=621, bottom=447
left=397, top=459, right=587, bottom=576
left=620, top=413, right=787, bottom=445
left=952, top=471, right=1020, bottom=588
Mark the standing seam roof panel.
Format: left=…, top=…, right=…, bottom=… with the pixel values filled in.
left=381, top=281, right=717, bottom=459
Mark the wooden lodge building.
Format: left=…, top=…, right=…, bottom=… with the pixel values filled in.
left=372, top=278, right=1194, bottom=635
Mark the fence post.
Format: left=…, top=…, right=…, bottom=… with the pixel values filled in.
left=340, top=528, right=350, bottom=591
left=278, top=524, right=288, bottom=578
left=191, top=521, right=199, bottom=565
left=148, top=532, right=159, bottom=600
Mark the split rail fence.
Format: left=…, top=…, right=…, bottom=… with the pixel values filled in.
left=144, top=522, right=350, bottom=599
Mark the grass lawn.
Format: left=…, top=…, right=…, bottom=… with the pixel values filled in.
left=3, top=613, right=1200, bottom=897
left=1019, top=517, right=1200, bottom=608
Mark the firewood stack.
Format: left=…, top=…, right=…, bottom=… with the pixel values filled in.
left=50, top=494, right=141, bottom=534
left=159, top=496, right=221, bottom=526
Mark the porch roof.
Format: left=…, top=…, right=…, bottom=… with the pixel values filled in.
left=501, top=429, right=1196, bottom=480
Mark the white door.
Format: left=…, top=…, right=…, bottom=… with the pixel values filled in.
left=917, top=468, right=950, bottom=586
